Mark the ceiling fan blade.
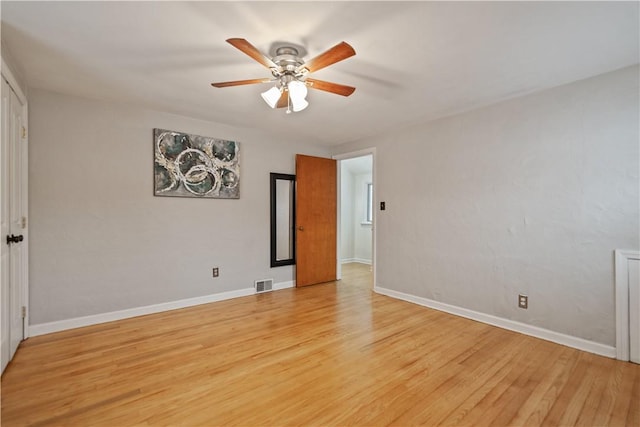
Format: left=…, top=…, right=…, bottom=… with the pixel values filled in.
left=226, top=38, right=277, bottom=69
left=276, top=91, right=289, bottom=108
left=302, top=42, right=356, bottom=73
left=306, top=78, right=356, bottom=97
left=211, top=78, right=272, bottom=88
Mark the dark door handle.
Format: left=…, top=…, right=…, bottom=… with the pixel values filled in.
left=6, top=234, right=23, bottom=245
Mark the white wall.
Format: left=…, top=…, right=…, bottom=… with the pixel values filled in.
left=28, top=89, right=329, bottom=325
left=334, top=65, right=639, bottom=346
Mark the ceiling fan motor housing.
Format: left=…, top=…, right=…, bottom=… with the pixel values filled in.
left=272, top=46, right=306, bottom=77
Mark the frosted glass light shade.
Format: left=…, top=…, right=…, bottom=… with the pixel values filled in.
left=291, top=98, right=308, bottom=112
left=288, top=80, right=308, bottom=112
left=261, top=86, right=282, bottom=108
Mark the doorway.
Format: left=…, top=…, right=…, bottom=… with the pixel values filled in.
left=334, top=149, right=376, bottom=288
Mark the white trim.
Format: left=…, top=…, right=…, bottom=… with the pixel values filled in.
left=375, top=286, right=617, bottom=359
left=333, top=148, right=377, bottom=287
left=341, top=258, right=371, bottom=265
left=30, top=281, right=294, bottom=337
left=1, top=59, right=27, bottom=106
left=336, top=163, right=342, bottom=281
left=20, top=102, right=28, bottom=339
left=615, top=249, right=640, bottom=361
left=273, top=280, right=295, bottom=291
left=333, top=148, right=377, bottom=161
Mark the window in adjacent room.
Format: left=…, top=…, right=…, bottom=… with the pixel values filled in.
left=365, top=182, right=373, bottom=223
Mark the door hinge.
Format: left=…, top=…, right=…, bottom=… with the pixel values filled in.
left=21, top=306, right=26, bottom=318
left=21, top=126, right=26, bottom=139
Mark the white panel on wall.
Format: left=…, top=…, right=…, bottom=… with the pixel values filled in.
left=630, top=258, right=640, bottom=363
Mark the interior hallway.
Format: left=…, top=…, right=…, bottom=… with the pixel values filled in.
left=341, top=262, right=373, bottom=289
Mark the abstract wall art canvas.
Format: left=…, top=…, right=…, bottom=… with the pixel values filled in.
left=154, top=129, right=240, bottom=198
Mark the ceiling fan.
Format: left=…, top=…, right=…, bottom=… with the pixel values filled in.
left=211, top=38, right=356, bottom=113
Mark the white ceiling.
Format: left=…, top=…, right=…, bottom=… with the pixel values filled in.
left=2, top=1, right=638, bottom=146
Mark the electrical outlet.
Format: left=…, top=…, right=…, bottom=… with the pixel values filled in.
left=518, top=294, right=528, bottom=309
left=212, top=267, right=219, bottom=278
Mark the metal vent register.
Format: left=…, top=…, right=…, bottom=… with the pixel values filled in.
left=255, top=279, right=273, bottom=293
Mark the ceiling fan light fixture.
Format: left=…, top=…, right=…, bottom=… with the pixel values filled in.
left=212, top=38, right=356, bottom=113
left=288, top=80, right=308, bottom=112
left=288, top=79, right=307, bottom=97
left=291, top=97, right=309, bottom=112
left=261, top=86, right=282, bottom=108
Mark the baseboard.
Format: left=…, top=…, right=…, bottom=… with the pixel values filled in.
left=374, top=286, right=617, bottom=359
left=341, top=258, right=372, bottom=265
left=31, top=281, right=613, bottom=358
left=29, top=280, right=295, bottom=337
left=273, top=280, right=295, bottom=291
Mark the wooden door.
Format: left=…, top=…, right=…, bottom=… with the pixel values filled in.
left=295, top=154, right=336, bottom=287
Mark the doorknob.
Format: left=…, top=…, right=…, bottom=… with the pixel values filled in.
left=6, top=234, right=23, bottom=245
left=297, top=226, right=304, bottom=231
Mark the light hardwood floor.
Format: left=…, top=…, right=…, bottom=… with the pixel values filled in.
left=1, top=263, right=638, bottom=426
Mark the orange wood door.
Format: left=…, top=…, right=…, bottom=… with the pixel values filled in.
left=295, top=154, right=337, bottom=287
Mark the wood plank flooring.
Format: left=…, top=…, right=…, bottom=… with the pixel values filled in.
left=1, top=263, right=638, bottom=426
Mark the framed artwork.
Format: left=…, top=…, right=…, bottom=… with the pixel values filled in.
left=154, top=128, right=240, bottom=198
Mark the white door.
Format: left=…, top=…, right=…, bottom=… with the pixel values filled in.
left=1, top=76, right=26, bottom=373
left=1, top=77, right=11, bottom=371
left=630, top=259, right=640, bottom=364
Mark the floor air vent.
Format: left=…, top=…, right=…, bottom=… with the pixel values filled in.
left=255, top=279, right=273, bottom=293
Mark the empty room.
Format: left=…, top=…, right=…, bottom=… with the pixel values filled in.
left=1, top=1, right=639, bottom=426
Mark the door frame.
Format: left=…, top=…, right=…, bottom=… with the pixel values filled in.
left=1, top=57, right=29, bottom=341
left=333, top=148, right=376, bottom=286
